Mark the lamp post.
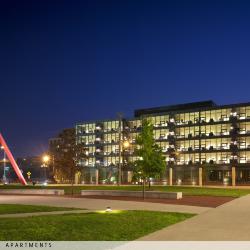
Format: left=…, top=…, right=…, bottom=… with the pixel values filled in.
left=122, top=140, right=130, bottom=184
left=117, top=113, right=131, bottom=185
left=42, top=154, right=50, bottom=183
left=1, top=146, right=7, bottom=183
left=118, top=139, right=130, bottom=186
left=117, top=113, right=123, bottom=186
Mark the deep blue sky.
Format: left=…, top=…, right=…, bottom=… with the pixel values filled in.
left=1, top=0, right=250, bottom=157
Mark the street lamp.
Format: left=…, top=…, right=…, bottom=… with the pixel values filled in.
left=118, top=139, right=130, bottom=186
left=123, top=140, right=130, bottom=184
left=1, top=146, right=7, bottom=183
left=42, top=154, right=50, bottom=183
left=43, top=155, right=50, bottom=163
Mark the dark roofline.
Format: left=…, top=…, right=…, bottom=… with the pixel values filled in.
left=134, top=100, right=217, bottom=117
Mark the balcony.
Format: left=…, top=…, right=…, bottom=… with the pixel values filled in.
left=180, top=147, right=187, bottom=152
left=230, top=159, right=238, bottom=164
left=239, top=115, right=246, bottom=120
left=157, top=135, right=168, bottom=141
left=230, top=112, right=238, bottom=122
left=200, top=119, right=206, bottom=124
left=95, top=138, right=102, bottom=143
left=201, top=133, right=206, bottom=138
left=167, top=147, right=175, bottom=153
left=176, top=134, right=185, bottom=139
left=157, top=122, right=168, bottom=127
left=95, top=125, right=103, bottom=132
left=218, top=160, right=229, bottom=164
left=176, top=120, right=186, bottom=126
left=209, top=132, right=214, bottom=137
left=221, top=117, right=230, bottom=122
left=162, top=147, right=168, bottom=153
left=95, top=151, right=104, bottom=157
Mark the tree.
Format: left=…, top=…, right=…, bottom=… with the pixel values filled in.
left=49, top=128, right=87, bottom=193
left=54, top=142, right=87, bottom=195
left=134, top=119, right=166, bottom=199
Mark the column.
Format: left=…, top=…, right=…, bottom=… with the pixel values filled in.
left=127, top=171, right=132, bottom=183
left=95, top=169, right=99, bottom=185
left=199, top=167, right=203, bottom=186
left=169, top=168, right=173, bottom=186
left=232, top=166, right=236, bottom=186
left=74, top=172, right=81, bottom=184
left=74, top=173, right=79, bottom=184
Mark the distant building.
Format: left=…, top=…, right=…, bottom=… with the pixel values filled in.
left=76, top=100, right=250, bottom=186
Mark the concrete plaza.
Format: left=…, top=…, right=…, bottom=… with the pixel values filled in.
left=139, top=194, right=250, bottom=240
left=0, top=195, right=209, bottom=214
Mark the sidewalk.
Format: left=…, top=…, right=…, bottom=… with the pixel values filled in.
left=139, top=194, right=250, bottom=240
left=0, top=195, right=211, bottom=214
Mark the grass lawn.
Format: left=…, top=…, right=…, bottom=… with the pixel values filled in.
left=76, top=185, right=250, bottom=197
left=0, top=211, right=194, bottom=241
left=1, top=184, right=250, bottom=197
left=0, top=204, right=78, bottom=215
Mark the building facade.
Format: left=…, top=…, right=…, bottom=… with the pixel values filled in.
left=76, top=101, right=250, bottom=186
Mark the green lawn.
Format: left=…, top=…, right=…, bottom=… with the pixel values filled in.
left=1, top=184, right=250, bottom=197
left=0, top=211, right=194, bottom=241
left=0, top=204, right=78, bottom=214
left=76, top=185, right=250, bottom=197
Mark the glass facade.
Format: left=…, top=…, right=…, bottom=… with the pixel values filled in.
left=76, top=101, right=250, bottom=185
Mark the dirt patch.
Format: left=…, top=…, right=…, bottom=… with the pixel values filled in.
left=81, top=195, right=235, bottom=208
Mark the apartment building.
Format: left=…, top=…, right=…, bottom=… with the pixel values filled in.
left=76, top=100, right=250, bottom=186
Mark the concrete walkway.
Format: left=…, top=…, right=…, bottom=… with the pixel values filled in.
left=139, top=194, right=250, bottom=240
left=0, top=209, right=93, bottom=218
left=0, top=195, right=210, bottom=214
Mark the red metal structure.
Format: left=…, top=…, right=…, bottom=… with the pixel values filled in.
left=0, top=133, right=27, bottom=185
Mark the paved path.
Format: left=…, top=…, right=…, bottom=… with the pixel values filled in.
left=0, top=209, right=93, bottom=218
left=139, top=194, right=250, bottom=240
left=0, top=195, right=210, bottom=214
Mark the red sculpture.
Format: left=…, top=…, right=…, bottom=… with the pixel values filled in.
left=0, top=133, right=27, bottom=185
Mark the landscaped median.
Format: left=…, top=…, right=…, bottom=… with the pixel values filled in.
left=0, top=204, right=80, bottom=214
left=1, top=184, right=250, bottom=197
left=0, top=208, right=194, bottom=241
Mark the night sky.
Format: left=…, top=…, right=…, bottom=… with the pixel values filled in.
left=1, top=0, right=250, bottom=157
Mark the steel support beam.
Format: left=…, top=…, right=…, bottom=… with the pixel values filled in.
left=0, top=133, right=27, bottom=185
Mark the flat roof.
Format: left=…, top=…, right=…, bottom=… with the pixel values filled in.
left=134, top=100, right=217, bottom=117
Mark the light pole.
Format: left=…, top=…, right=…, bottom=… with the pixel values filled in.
left=118, top=139, right=130, bottom=186
left=42, top=154, right=50, bottom=183
left=1, top=146, right=7, bottom=183
left=117, top=113, right=123, bottom=186
left=122, top=140, right=130, bottom=183
left=117, top=113, right=131, bottom=185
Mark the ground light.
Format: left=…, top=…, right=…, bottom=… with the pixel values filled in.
left=96, top=209, right=123, bottom=214
left=106, top=206, right=112, bottom=212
